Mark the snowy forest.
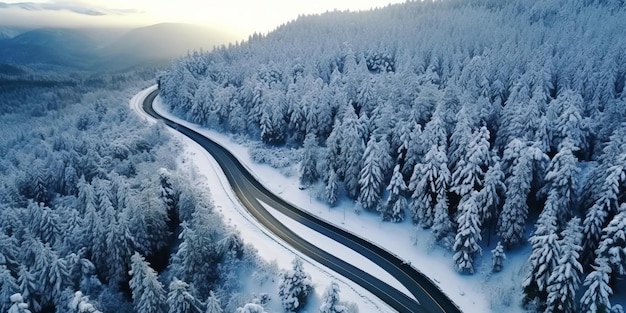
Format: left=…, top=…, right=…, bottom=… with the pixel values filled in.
left=0, top=66, right=348, bottom=313
left=158, top=0, right=626, bottom=312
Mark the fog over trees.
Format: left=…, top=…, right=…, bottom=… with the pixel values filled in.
left=159, top=0, right=626, bottom=311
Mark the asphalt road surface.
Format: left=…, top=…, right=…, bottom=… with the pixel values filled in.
left=141, top=88, right=462, bottom=313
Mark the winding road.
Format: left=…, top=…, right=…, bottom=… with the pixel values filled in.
left=140, top=88, right=462, bottom=313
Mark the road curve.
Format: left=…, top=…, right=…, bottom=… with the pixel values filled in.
left=141, top=88, right=462, bottom=313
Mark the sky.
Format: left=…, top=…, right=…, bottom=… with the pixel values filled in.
left=0, top=0, right=405, bottom=38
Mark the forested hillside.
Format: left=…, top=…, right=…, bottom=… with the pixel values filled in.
left=0, top=69, right=279, bottom=313
left=158, top=0, right=626, bottom=311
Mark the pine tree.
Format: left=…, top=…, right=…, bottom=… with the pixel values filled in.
left=543, top=139, right=579, bottom=222
left=579, top=258, right=613, bottom=313
left=522, top=200, right=561, bottom=306
left=319, top=280, right=346, bottom=313
left=338, top=106, right=366, bottom=199
left=498, top=145, right=535, bottom=248
left=545, top=217, right=583, bottom=313
left=451, top=126, right=490, bottom=197
left=167, top=279, right=199, bottom=313
left=581, top=165, right=623, bottom=267
left=491, top=241, right=506, bottom=273
left=357, top=137, right=388, bottom=211
left=381, top=164, right=406, bottom=222
left=17, top=266, right=40, bottom=313
left=129, top=253, right=166, bottom=313
left=453, top=193, right=482, bottom=274
left=299, top=133, right=320, bottom=186
left=409, top=145, right=449, bottom=227
left=278, top=257, right=313, bottom=312
left=477, top=158, right=506, bottom=230
left=595, top=208, right=626, bottom=276
left=432, top=192, right=453, bottom=242
left=0, top=265, right=18, bottom=312
left=205, top=291, right=222, bottom=313
left=325, top=168, right=340, bottom=207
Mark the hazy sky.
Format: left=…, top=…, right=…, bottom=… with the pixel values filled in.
left=0, top=0, right=405, bottom=38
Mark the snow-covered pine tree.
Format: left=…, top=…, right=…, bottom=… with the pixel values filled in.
left=0, top=265, right=18, bottom=312
left=325, top=168, right=340, bottom=207
left=409, top=144, right=449, bottom=227
left=338, top=106, right=366, bottom=199
left=129, top=252, right=166, bottom=313
left=579, top=258, right=613, bottom=313
left=545, top=217, right=583, bottom=313
left=432, top=192, right=453, bottom=243
left=278, top=257, right=313, bottom=312
left=498, top=143, right=536, bottom=248
left=581, top=164, right=623, bottom=267
left=491, top=241, right=506, bottom=273
left=299, top=133, right=320, bottom=186
left=548, top=89, right=586, bottom=152
left=543, top=139, right=579, bottom=222
left=522, top=197, right=561, bottom=306
left=477, top=157, right=506, bottom=233
left=451, top=126, right=490, bottom=197
left=381, top=164, right=407, bottom=222
left=205, top=291, right=223, bottom=313
left=448, top=105, right=473, bottom=169
left=167, top=279, right=199, bottom=313
left=453, top=192, right=482, bottom=274
left=357, top=136, right=389, bottom=211
left=594, top=207, right=626, bottom=277
left=319, top=280, right=346, bottom=313
left=17, top=266, right=39, bottom=313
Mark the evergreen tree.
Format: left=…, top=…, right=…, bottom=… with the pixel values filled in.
left=381, top=164, right=407, bottom=222
left=431, top=192, right=453, bottom=243
left=491, top=241, right=506, bottom=273
left=549, top=90, right=586, bottom=152
left=453, top=193, right=482, bottom=274
left=409, top=145, right=449, bottom=227
left=299, top=133, right=320, bottom=186
left=325, top=168, right=340, bottom=207
left=278, top=257, right=313, bottom=312
left=595, top=208, right=626, bottom=277
left=167, top=279, right=199, bottom=313
left=0, top=265, right=18, bottom=312
left=580, top=258, right=613, bottom=313
left=17, top=266, right=40, bottom=313
left=129, top=252, right=166, bottom=313
left=451, top=126, right=490, bottom=197
left=581, top=165, right=623, bottom=267
left=545, top=217, right=583, bottom=313
left=477, top=158, right=506, bottom=229
left=357, top=137, right=389, bottom=211
left=205, top=291, right=223, bottom=313
left=498, top=144, right=538, bottom=248
left=522, top=200, right=561, bottom=306
left=543, top=139, right=580, bottom=222
left=319, top=280, right=346, bottom=313
left=338, top=106, right=366, bottom=199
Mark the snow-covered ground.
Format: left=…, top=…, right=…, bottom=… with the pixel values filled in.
left=131, top=85, right=529, bottom=313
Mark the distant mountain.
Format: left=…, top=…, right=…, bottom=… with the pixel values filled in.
left=0, top=28, right=98, bottom=68
left=99, top=23, right=234, bottom=68
left=0, top=23, right=236, bottom=71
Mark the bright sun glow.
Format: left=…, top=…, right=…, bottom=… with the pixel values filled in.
left=1, top=0, right=405, bottom=38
